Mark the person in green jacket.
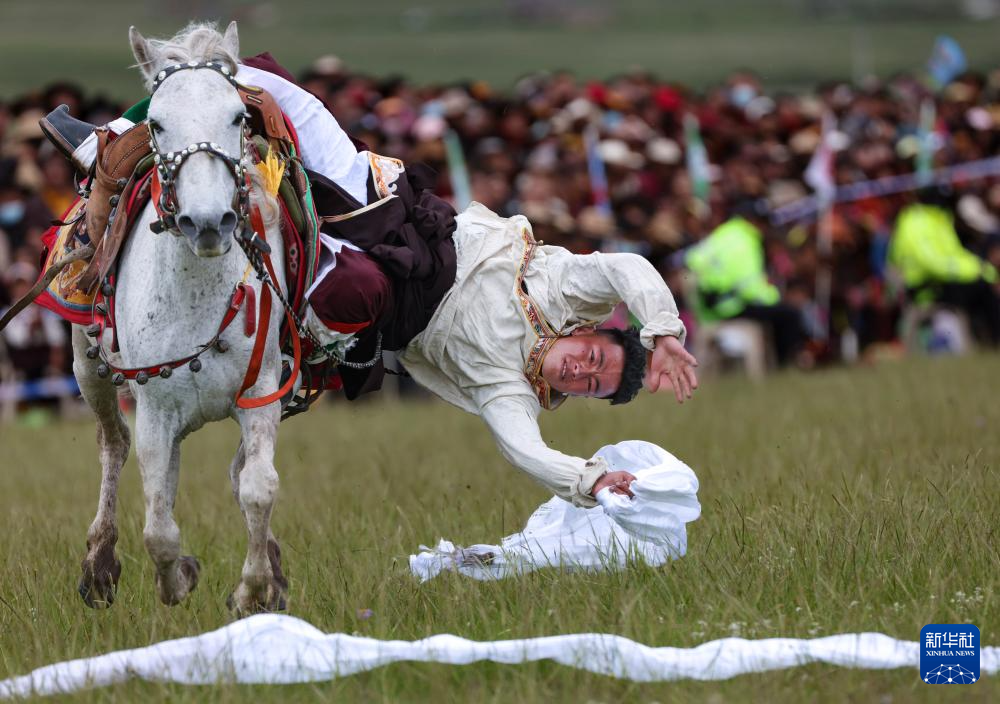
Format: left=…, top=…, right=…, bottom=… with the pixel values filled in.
left=685, top=202, right=806, bottom=366
left=889, top=187, right=1000, bottom=346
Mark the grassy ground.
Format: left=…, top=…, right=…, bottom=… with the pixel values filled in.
left=3, top=1, right=1000, bottom=100
left=0, top=354, right=998, bottom=701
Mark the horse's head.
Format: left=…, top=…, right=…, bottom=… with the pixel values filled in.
left=130, top=22, right=247, bottom=257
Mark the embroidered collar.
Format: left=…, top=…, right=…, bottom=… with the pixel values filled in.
left=514, top=227, right=566, bottom=410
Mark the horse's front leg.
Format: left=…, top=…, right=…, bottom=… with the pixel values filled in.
left=134, top=405, right=200, bottom=605
left=228, top=404, right=286, bottom=616
left=72, top=326, right=130, bottom=608
left=228, top=440, right=288, bottom=603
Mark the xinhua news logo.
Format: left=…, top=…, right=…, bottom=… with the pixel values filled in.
left=920, top=624, right=980, bottom=684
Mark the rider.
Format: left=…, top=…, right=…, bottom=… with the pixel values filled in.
left=40, top=49, right=698, bottom=507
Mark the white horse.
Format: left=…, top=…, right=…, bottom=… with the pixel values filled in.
left=71, top=22, right=289, bottom=615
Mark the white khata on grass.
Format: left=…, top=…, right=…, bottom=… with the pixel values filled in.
left=411, top=440, right=701, bottom=580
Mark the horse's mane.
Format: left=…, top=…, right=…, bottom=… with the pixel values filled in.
left=135, top=21, right=239, bottom=92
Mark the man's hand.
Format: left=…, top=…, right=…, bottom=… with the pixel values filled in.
left=645, top=335, right=699, bottom=403
left=590, top=470, right=636, bottom=498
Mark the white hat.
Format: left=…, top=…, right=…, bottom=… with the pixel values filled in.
left=957, top=194, right=999, bottom=234
left=411, top=114, right=446, bottom=141
left=310, top=55, right=345, bottom=76
left=3, top=261, right=38, bottom=285
left=598, top=139, right=644, bottom=169
left=646, top=137, right=682, bottom=165
left=439, top=88, right=472, bottom=118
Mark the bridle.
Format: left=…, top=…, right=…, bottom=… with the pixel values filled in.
left=146, top=60, right=253, bottom=243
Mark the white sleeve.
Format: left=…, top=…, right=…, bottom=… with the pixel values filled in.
left=235, top=64, right=370, bottom=206
left=479, top=395, right=607, bottom=508
left=556, top=251, right=686, bottom=349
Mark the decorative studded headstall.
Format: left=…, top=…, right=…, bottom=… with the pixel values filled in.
left=145, top=60, right=265, bottom=251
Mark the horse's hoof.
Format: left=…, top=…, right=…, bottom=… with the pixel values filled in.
left=78, top=551, right=121, bottom=609
left=78, top=579, right=115, bottom=609
left=227, top=577, right=288, bottom=618
left=178, top=555, right=201, bottom=592
left=155, top=555, right=201, bottom=606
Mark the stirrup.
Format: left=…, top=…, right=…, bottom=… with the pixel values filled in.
left=39, top=104, right=97, bottom=174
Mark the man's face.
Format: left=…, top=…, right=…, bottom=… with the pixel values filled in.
left=540, top=331, right=625, bottom=398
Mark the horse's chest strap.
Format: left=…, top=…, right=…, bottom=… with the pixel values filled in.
left=85, top=282, right=252, bottom=384
left=84, top=204, right=301, bottom=411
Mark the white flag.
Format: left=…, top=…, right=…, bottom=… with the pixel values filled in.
left=804, top=111, right=837, bottom=204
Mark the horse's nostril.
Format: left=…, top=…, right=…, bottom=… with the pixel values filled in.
left=177, top=214, right=197, bottom=237
left=219, top=210, right=237, bottom=236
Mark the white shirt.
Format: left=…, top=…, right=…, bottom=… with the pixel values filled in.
left=399, top=203, right=686, bottom=507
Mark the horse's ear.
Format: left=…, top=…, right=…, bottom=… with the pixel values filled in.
left=221, top=21, right=240, bottom=59
left=129, top=26, right=159, bottom=85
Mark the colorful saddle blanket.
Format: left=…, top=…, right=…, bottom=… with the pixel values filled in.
left=38, top=197, right=101, bottom=324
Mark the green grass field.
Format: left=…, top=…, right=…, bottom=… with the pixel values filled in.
left=0, top=354, right=998, bottom=701
left=3, top=1, right=1000, bottom=101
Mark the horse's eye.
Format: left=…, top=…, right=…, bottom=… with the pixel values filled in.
left=232, top=112, right=248, bottom=126
left=149, top=120, right=163, bottom=134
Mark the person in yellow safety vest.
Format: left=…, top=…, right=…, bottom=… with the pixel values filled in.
left=685, top=202, right=806, bottom=366
left=890, top=187, right=1000, bottom=346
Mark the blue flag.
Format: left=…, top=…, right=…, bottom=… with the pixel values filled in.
left=583, top=125, right=612, bottom=216
left=928, top=35, right=967, bottom=87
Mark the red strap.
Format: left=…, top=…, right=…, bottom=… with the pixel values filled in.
left=236, top=281, right=271, bottom=405
left=317, top=318, right=369, bottom=334
left=96, top=283, right=247, bottom=380
left=128, top=170, right=155, bottom=215
left=150, top=170, right=163, bottom=217
left=222, top=285, right=247, bottom=336
left=243, top=285, right=256, bottom=337
left=235, top=206, right=302, bottom=410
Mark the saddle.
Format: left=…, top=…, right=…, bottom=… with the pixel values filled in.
left=75, top=125, right=153, bottom=292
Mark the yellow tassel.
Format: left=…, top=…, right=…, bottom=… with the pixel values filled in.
left=256, top=150, right=285, bottom=197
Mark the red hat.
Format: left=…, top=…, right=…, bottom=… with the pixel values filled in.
left=586, top=81, right=608, bottom=106
left=654, top=86, right=683, bottom=113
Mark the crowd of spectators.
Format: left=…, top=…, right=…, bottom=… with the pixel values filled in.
left=4, top=58, right=1000, bottom=409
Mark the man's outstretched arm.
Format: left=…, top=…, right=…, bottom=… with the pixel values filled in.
left=479, top=395, right=608, bottom=507
left=554, top=250, right=685, bottom=344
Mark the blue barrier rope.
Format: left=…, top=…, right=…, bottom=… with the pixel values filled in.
left=0, top=375, right=79, bottom=402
